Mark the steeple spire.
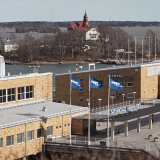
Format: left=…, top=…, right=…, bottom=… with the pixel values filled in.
left=82, top=10, right=89, bottom=27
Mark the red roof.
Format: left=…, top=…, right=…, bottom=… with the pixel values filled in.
left=68, top=22, right=92, bottom=32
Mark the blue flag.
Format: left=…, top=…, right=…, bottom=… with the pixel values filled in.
left=110, top=77, right=123, bottom=90
left=90, top=76, right=103, bottom=88
left=71, top=77, right=82, bottom=90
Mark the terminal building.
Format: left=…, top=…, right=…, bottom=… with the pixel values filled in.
left=55, top=62, right=160, bottom=107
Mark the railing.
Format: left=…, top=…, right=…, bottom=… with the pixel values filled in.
left=90, top=99, right=141, bottom=113
left=46, top=135, right=160, bottom=158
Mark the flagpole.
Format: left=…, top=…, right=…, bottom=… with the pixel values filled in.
left=88, top=74, right=90, bottom=146
left=107, top=75, right=110, bottom=148
left=69, top=71, right=72, bottom=145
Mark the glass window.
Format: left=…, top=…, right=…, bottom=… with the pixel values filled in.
left=79, top=89, right=83, bottom=92
left=7, top=88, right=15, bottom=102
left=0, top=89, right=6, bottom=103
left=6, top=135, right=14, bottom=146
left=37, top=128, right=43, bottom=138
left=110, top=92, right=116, bottom=98
left=126, top=82, right=134, bottom=87
left=18, top=86, right=34, bottom=100
left=79, top=99, right=84, bottom=102
left=17, top=133, right=24, bottom=143
left=27, top=131, right=34, bottom=141
left=0, top=138, right=3, bottom=148
left=127, top=93, right=134, bottom=98
left=46, top=126, right=52, bottom=136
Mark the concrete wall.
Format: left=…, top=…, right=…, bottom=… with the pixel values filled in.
left=0, top=73, right=52, bottom=107
left=0, top=110, right=88, bottom=160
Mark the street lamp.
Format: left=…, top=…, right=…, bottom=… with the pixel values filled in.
left=133, top=92, right=136, bottom=104
left=29, top=65, right=40, bottom=73
left=122, top=94, right=125, bottom=105
left=153, top=88, right=155, bottom=99
left=143, top=90, right=146, bottom=105
left=98, top=99, right=102, bottom=108
left=110, top=96, right=114, bottom=105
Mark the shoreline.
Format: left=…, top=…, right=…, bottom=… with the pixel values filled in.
left=5, top=60, right=90, bottom=65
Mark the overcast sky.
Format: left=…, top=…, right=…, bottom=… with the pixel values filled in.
left=0, top=0, right=160, bottom=22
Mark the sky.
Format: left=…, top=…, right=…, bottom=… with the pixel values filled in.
left=0, top=0, right=160, bottom=22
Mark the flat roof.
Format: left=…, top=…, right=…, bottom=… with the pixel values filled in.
left=55, top=62, right=160, bottom=76
left=0, top=100, right=88, bottom=129
left=0, top=72, right=53, bottom=81
left=73, top=114, right=107, bottom=120
left=110, top=103, right=160, bottom=122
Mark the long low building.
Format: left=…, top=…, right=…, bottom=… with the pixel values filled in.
left=0, top=100, right=88, bottom=160
left=55, top=62, right=160, bottom=108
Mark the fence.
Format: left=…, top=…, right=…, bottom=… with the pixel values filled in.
left=46, top=135, right=160, bottom=158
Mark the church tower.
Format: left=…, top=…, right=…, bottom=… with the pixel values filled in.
left=82, top=11, right=89, bottom=27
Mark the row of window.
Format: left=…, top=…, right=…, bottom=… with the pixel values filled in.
left=79, top=92, right=134, bottom=102
left=0, top=86, right=33, bottom=103
left=0, top=126, right=52, bottom=148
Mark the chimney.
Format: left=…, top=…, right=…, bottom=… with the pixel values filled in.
left=0, top=55, right=5, bottom=77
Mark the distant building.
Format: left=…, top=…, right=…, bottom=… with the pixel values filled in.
left=0, top=38, right=18, bottom=52
left=68, top=12, right=100, bottom=41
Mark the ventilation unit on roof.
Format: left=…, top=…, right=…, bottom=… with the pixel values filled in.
left=43, top=106, right=47, bottom=112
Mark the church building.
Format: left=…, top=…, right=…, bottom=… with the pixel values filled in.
left=68, top=11, right=100, bottom=41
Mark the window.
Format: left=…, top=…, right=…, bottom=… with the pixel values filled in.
left=127, top=93, right=134, bottom=98
left=27, top=131, right=34, bottom=141
left=6, top=135, right=14, bottom=146
left=79, top=99, right=84, bottom=102
left=110, top=92, right=116, bottom=98
left=79, top=89, right=83, bottom=92
left=118, top=93, right=125, bottom=97
left=18, top=86, right=33, bottom=100
left=0, top=89, right=6, bottom=103
left=7, top=88, right=15, bottom=102
left=46, top=126, right=52, bottom=136
left=126, top=82, right=134, bottom=87
left=0, top=138, right=2, bottom=148
left=0, top=88, right=16, bottom=103
left=37, top=128, right=43, bottom=138
left=80, top=79, right=83, bottom=82
left=122, top=82, right=125, bottom=87
left=17, top=133, right=24, bottom=143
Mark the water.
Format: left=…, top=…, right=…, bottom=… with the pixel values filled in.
left=5, top=63, right=109, bottom=87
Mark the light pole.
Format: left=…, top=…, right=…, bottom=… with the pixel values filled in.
left=98, top=98, right=102, bottom=108
left=29, top=65, right=40, bottom=73
left=153, top=88, right=155, bottom=99
left=98, top=99, right=102, bottom=126
left=110, top=96, right=114, bottom=105
left=143, top=90, right=146, bottom=105
left=122, top=94, right=125, bottom=105
left=133, top=92, right=136, bottom=104
left=67, top=69, right=72, bottom=145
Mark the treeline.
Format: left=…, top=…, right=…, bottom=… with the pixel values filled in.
left=1, top=23, right=159, bottom=64
left=0, top=21, right=160, bottom=32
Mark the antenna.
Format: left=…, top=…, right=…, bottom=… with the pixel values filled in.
left=51, top=5, right=52, bottom=22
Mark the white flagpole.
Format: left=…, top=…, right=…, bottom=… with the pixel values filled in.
left=69, top=72, right=72, bottom=145
left=88, top=74, right=91, bottom=146
left=107, top=75, right=110, bottom=148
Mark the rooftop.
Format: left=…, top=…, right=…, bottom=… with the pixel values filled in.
left=55, top=61, right=160, bottom=77
left=0, top=100, right=88, bottom=129
left=0, top=72, right=53, bottom=81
